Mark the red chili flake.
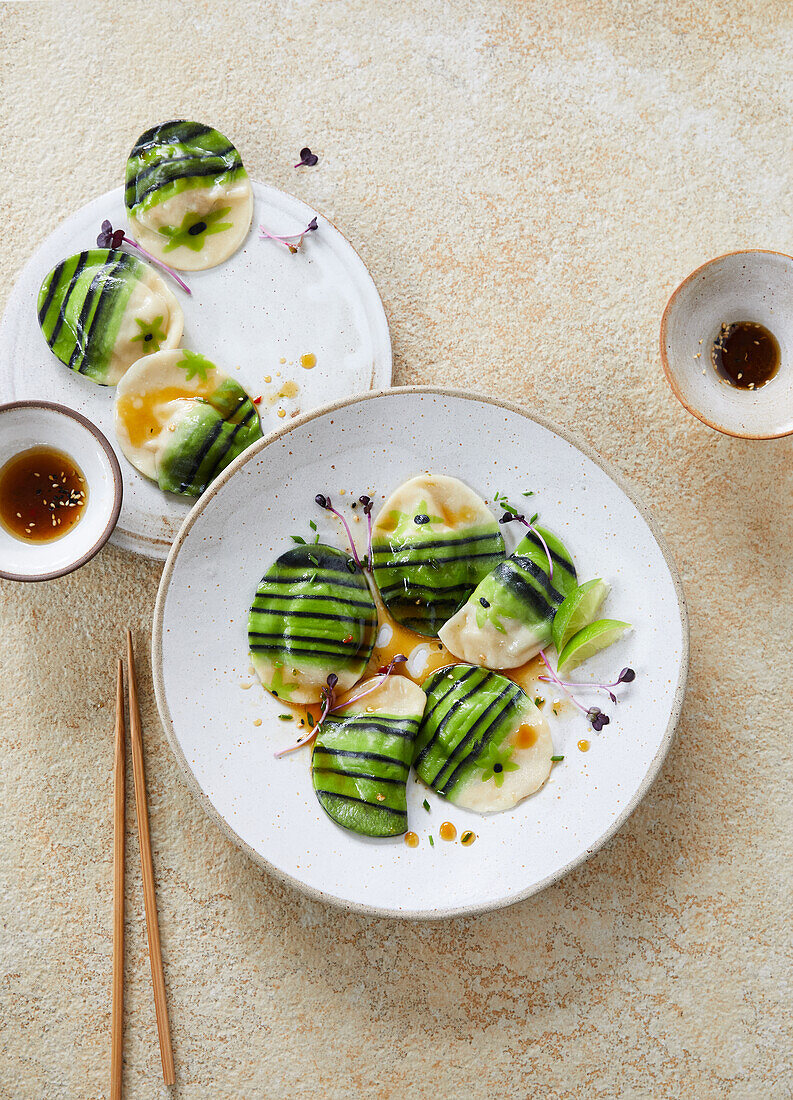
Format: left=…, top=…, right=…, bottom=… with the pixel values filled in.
left=342, top=634, right=354, bottom=644
left=253, top=396, right=262, bottom=404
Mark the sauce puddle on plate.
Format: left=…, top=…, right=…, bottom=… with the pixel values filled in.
left=0, top=446, right=87, bottom=542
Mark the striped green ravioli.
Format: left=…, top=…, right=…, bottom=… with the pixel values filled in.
left=312, top=676, right=426, bottom=837
left=414, top=664, right=552, bottom=811
left=114, top=349, right=262, bottom=496
left=37, top=248, right=183, bottom=385
left=125, top=120, right=253, bottom=271
left=439, top=526, right=577, bottom=669
left=248, top=544, right=377, bottom=704
left=371, top=474, right=505, bottom=637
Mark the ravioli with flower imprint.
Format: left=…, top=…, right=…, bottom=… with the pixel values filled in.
left=312, top=676, right=427, bottom=837
left=413, top=664, right=552, bottom=812
left=439, top=527, right=578, bottom=669
left=37, top=248, right=183, bottom=385
left=371, top=475, right=505, bottom=637
left=248, top=545, right=377, bottom=704
left=125, top=120, right=253, bottom=271
left=114, top=349, right=262, bottom=496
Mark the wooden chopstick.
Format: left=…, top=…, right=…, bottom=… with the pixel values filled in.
left=111, top=658, right=126, bottom=1100
left=126, top=629, right=176, bottom=1086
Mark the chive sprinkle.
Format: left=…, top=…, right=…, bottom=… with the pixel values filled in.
left=422, top=799, right=430, bottom=812
left=461, top=831, right=474, bottom=844
left=551, top=755, right=564, bottom=762
left=279, top=714, right=294, bottom=721
left=429, top=835, right=434, bottom=847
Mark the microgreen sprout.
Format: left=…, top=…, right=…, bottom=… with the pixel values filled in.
left=96, top=220, right=191, bottom=294
left=358, top=495, right=374, bottom=571
left=538, top=651, right=636, bottom=730
left=315, top=494, right=363, bottom=571
left=295, top=146, right=319, bottom=167
left=260, top=216, right=318, bottom=253
left=498, top=503, right=554, bottom=582
left=274, top=657, right=407, bottom=757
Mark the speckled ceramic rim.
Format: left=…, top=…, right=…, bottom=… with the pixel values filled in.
left=659, top=248, right=793, bottom=439
left=0, top=400, right=123, bottom=582
left=152, top=386, right=689, bottom=920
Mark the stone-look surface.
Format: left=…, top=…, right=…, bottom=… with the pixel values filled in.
left=1, top=1, right=791, bottom=1096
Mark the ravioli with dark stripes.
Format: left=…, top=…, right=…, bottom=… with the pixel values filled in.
left=371, top=474, right=505, bottom=637
left=414, top=664, right=552, bottom=812
left=114, top=349, right=262, bottom=496
left=248, top=544, right=377, bottom=704
left=37, top=248, right=183, bottom=385
left=439, top=527, right=577, bottom=668
left=312, top=676, right=426, bottom=837
left=125, top=120, right=253, bottom=271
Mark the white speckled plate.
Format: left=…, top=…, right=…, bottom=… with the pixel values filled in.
left=153, top=389, right=688, bottom=918
left=0, top=183, right=391, bottom=558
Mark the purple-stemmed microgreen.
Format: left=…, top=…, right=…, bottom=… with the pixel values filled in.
left=274, top=674, right=338, bottom=758
left=295, top=146, right=319, bottom=167
left=274, top=656, right=407, bottom=757
left=539, top=666, right=636, bottom=705
left=96, top=220, right=191, bottom=294
left=498, top=503, right=554, bottom=582
left=315, top=494, right=363, bottom=572
left=538, top=653, right=635, bottom=731
left=260, top=216, right=318, bottom=254
left=358, top=495, right=374, bottom=572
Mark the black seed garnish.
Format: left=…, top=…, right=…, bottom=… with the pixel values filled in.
left=493, top=762, right=503, bottom=773
left=414, top=514, right=430, bottom=525
left=188, top=221, right=207, bottom=236
left=479, top=597, right=490, bottom=608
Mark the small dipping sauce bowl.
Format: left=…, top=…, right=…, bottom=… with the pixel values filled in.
left=0, top=401, right=122, bottom=581
left=660, top=250, right=793, bottom=438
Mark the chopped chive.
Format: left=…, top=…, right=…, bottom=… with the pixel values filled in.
left=278, top=714, right=293, bottom=721
left=429, top=835, right=434, bottom=846
left=461, top=831, right=474, bottom=843
left=529, top=512, right=539, bottom=524
left=309, top=520, right=317, bottom=531
left=308, top=553, right=319, bottom=565
left=534, top=696, right=545, bottom=707
left=422, top=798, right=430, bottom=812
left=522, top=491, right=535, bottom=497
left=291, top=534, right=307, bottom=544
left=551, top=754, right=564, bottom=762
left=306, top=712, right=315, bottom=726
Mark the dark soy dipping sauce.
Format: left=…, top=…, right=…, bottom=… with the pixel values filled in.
left=711, top=321, right=781, bottom=390
left=0, top=446, right=88, bottom=543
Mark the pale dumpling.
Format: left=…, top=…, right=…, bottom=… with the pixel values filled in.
left=37, top=249, right=183, bottom=385
left=413, top=664, right=552, bottom=813
left=125, top=120, right=254, bottom=271
left=438, top=527, right=578, bottom=669
left=371, top=474, right=505, bottom=637
left=114, top=349, right=262, bottom=496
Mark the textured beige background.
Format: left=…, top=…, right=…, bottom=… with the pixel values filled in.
left=1, top=1, right=792, bottom=1097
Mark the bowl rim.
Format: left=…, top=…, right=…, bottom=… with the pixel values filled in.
left=659, top=248, right=793, bottom=440
left=152, top=384, right=690, bottom=920
left=0, top=399, right=123, bottom=581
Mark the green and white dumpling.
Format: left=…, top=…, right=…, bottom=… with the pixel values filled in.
left=313, top=675, right=426, bottom=837
left=371, top=474, right=505, bottom=637
left=37, top=248, right=183, bottom=385
left=114, top=349, right=262, bottom=496
left=248, top=545, right=377, bottom=704
left=125, top=120, right=253, bottom=271
left=413, top=664, right=552, bottom=813
left=439, top=527, right=577, bottom=668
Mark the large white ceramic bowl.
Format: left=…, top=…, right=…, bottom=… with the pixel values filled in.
left=0, top=401, right=122, bottom=581
left=153, top=388, right=688, bottom=918
left=660, top=250, right=793, bottom=438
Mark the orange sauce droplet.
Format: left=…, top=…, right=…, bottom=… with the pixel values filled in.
left=578, top=739, right=590, bottom=752
left=504, top=654, right=545, bottom=696
left=460, top=830, right=476, bottom=846
left=439, top=821, right=457, bottom=841
left=277, top=409, right=286, bottom=418
left=404, top=832, right=419, bottom=848
left=300, top=353, right=316, bottom=369
left=366, top=588, right=457, bottom=684
left=515, top=722, right=538, bottom=749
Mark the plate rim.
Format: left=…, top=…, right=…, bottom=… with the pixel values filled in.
left=152, top=385, right=690, bottom=920
left=0, top=180, right=393, bottom=560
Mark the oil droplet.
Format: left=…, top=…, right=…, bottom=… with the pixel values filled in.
left=578, top=739, right=590, bottom=752
left=264, top=375, right=272, bottom=383
left=279, top=357, right=286, bottom=364
left=460, top=830, right=476, bottom=846
left=404, top=832, right=419, bottom=848
left=253, top=718, right=262, bottom=727
left=301, top=353, right=317, bottom=369
left=439, top=821, right=457, bottom=841
left=515, top=722, right=538, bottom=749
left=277, top=409, right=286, bottom=418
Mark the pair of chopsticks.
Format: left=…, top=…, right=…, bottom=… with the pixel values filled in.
left=111, top=630, right=175, bottom=1097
